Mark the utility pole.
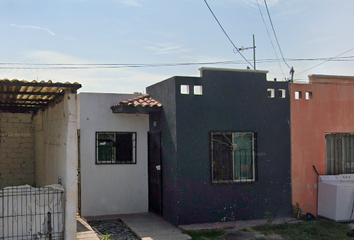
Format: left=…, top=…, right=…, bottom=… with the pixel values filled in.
left=253, top=34, right=256, bottom=70
left=236, top=35, right=257, bottom=70
left=290, top=67, right=295, bottom=82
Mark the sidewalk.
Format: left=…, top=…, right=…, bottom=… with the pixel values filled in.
left=77, top=217, right=100, bottom=240
left=179, top=217, right=293, bottom=231
left=78, top=212, right=293, bottom=240
left=117, top=213, right=191, bottom=240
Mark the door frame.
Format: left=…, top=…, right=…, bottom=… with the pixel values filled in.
left=77, top=129, right=82, bottom=216
left=148, top=131, right=163, bottom=215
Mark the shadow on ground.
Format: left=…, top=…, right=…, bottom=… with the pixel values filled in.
left=78, top=220, right=92, bottom=233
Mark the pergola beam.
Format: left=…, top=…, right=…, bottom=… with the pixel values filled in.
left=0, top=82, right=81, bottom=88
left=0, top=91, right=61, bottom=96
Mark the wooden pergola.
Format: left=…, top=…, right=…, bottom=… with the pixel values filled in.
left=0, top=79, right=81, bottom=113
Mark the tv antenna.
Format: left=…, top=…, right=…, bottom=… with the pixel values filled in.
left=233, top=34, right=256, bottom=69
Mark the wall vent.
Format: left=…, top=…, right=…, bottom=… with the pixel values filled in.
left=267, top=89, right=275, bottom=98
left=194, top=85, right=203, bottom=95
left=305, top=92, right=313, bottom=100
left=279, top=89, right=286, bottom=98
left=180, top=85, right=189, bottom=94
left=295, top=91, right=302, bottom=100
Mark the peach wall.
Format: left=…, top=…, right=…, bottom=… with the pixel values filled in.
left=291, top=76, right=354, bottom=215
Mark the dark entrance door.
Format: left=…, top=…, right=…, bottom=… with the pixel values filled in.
left=148, top=131, right=163, bottom=215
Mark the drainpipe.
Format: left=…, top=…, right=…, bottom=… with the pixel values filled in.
left=313, top=165, right=320, bottom=216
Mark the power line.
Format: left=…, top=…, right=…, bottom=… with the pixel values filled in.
left=203, top=0, right=255, bottom=69
left=286, top=56, right=354, bottom=61
left=263, top=0, right=290, bottom=69
left=296, top=47, right=354, bottom=76
left=0, top=60, right=243, bottom=69
left=0, top=56, right=353, bottom=70
left=256, top=0, right=285, bottom=77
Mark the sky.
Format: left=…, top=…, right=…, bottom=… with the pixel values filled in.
left=0, top=0, right=354, bottom=93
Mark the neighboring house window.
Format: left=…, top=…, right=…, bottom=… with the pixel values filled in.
left=211, top=132, right=255, bottom=183
left=326, top=133, right=354, bottom=175
left=96, top=132, right=136, bottom=164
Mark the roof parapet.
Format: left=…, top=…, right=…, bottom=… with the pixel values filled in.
left=198, top=67, right=268, bottom=77
left=309, top=74, right=354, bottom=84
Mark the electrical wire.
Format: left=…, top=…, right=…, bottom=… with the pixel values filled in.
left=256, top=0, right=285, bottom=78
left=0, top=55, right=353, bottom=70
left=263, top=0, right=290, bottom=69
left=0, top=60, right=241, bottom=69
left=203, top=0, right=255, bottom=69
left=296, top=47, right=354, bottom=76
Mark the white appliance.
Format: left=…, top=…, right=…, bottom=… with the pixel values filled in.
left=318, top=174, right=354, bottom=222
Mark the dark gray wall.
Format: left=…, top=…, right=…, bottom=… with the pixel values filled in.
left=147, top=69, right=292, bottom=226
left=147, top=77, right=179, bottom=225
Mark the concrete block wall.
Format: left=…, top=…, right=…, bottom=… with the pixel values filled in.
left=34, top=98, right=66, bottom=187
left=33, top=92, right=78, bottom=240
left=0, top=92, right=78, bottom=240
left=0, top=113, right=35, bottom=189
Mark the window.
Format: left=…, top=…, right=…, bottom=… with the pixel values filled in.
left=326, top=133, right=354, bottom=174
left=267, top=88, right=275, bottom=98
left=180, top=85, right=189, bottom=94
left=211, top=132, right=255, bottom=183
left=96, top=132, right=136, bottom=164
left=305, top=91, right=313, bottom=100
left=295, top=91, right=302, bottom=100
left=279, top=89, right=286, bottom=98
left=194, top=85, right=203, bottom=95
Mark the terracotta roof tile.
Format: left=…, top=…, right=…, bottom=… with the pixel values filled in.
left=112, top=94, right=162, bottom=109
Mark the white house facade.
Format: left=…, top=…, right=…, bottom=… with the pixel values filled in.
left=77, top=93, right=150, bottom=217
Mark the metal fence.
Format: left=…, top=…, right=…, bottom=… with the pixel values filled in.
left=326, top=133, right=354, bottom=175
left=0, top=185, right=65, bottom=240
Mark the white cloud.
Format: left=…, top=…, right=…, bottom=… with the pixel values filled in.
left=11, top=24, right=55, bottom=36
left=147, top=43, right=191, bottom=55
left=117, top=0, right=142, bottom=7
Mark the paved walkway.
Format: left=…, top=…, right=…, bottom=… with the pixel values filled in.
left=179, top=217, right=293, bottom=231
left=117, top=213, right=191, bottom=240
left=77, top=217, right=100, bottom=240
left=78, top=212, right=293, bottom=240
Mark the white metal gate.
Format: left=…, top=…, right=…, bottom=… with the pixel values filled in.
left=0, top=185, right=65, bottom=240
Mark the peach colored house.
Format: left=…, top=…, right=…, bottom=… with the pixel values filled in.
left=291, top=74, right=354, bottom=215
